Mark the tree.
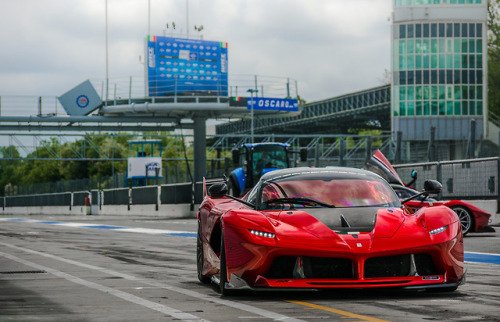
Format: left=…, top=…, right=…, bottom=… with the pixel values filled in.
left=0, top=146, right=22, bottom=195
left=488, top=0, right=500, bottom=116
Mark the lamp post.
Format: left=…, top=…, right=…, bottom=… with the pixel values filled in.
left=105, top=0, right=109, bottom=106
left=247, top=89, right=258, bottom=143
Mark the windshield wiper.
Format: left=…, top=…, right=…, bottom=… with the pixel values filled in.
left=264, top=197, right=336, bottom=208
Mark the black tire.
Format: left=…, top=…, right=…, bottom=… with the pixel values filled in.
left=451, top=206, right=474, bottom=236
left=197, top=219, right=210, bottom=284
left=219, top=230, right=233, bottom=295
left=227, top=177, right=240, bottom=197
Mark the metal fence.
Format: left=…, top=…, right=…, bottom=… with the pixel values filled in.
left=5, top=159, right=230, bottom=196
left=1, top=182, right=196, bottom=211
left=5, top=192, right=72, bottom=208
left=3, top=157, right=500, bottom=212
left=394, top=157, right=500, bottom=203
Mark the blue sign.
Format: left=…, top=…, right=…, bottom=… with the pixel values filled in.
left=247, top=98, right=299, bottom=112
left=58, top=80, right=103, bottom=116
left=146, top=36, right=228, bottom=96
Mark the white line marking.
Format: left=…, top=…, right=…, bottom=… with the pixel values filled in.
left=466, top=251, right=500, bottom=256
left=0, top=250, right=207, bottom=321
left=0, top=242, right=303, bottom=322
left=0, top=218, right=194, bottom=236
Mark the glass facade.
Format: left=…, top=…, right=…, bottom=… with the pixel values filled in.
left=393, top=22, right=484, bottom=117
left=394, top=0, right=483, bottom=6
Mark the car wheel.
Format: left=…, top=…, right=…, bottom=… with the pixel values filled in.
left=451, top=206, right=474, bottom=236
left=227, top=177, right=240, bottom=197
left=219, top=229, right=233, bottom=296
left=197, top=219, right=210, bottom=284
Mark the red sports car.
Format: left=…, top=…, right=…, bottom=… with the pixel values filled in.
left=365, top=150, right=491, bottom=236
left=197, top=167, right=464, bottom=294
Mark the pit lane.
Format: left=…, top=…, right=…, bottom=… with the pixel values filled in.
left=1, top=215, right=499, bottom=321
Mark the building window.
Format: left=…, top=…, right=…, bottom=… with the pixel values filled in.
left=393, top=22, right=484, bottom=117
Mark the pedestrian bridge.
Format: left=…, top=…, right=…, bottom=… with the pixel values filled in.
left=216, top=85, right=391, bottom=135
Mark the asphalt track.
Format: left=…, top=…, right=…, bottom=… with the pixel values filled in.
left=1, top=215, right=499, bottom=322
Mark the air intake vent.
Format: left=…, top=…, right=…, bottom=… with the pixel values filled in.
left=266, top=256, right=353, bottom=279
left=364, top=253, right=440, bottom=278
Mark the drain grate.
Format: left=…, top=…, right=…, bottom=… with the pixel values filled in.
left=0, top=270, right=47, bottom=274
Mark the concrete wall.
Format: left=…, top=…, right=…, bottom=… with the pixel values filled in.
left=0, top=204, right=197, bottom=218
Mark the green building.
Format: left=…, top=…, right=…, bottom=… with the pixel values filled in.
left=392, top=0, right=487, bottom=145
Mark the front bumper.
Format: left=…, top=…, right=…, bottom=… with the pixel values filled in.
left=225, top=273, right=465, bottom=291
left=222, top=221, right=464, bottom=291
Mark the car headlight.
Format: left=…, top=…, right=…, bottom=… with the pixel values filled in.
left=429, top=225, right=448, bottom=235
left=249, top=229, right=275, bottom=239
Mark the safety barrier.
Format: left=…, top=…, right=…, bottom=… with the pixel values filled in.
left=5, top=192, right=72, bottom=208
left=2, top=158, right=500, bottom=223
left=0, top=183, right=196, bottom=218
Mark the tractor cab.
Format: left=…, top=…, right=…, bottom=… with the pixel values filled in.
left=228, top=143, right=306, bottom=196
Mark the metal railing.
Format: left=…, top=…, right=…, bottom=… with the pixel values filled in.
left=0, top=74, right=297, bottom=121
left=394, top=157, right=500, bottom=203
left=2, top=157, right=500, bottom=213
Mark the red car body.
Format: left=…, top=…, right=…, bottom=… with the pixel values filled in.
left=393, top=184, right=491, bottom=235
left=365, top=150, right=491, bottom=235
left=197, top=167, right=464, bottom=294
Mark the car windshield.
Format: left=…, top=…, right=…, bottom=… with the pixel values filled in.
left=259, top=174, right=400, bottom=210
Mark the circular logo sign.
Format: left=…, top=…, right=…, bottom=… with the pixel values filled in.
left=76, top=95, right=89, bottom=108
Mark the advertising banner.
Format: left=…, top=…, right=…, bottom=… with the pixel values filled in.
left=146, top=36, right=228, bottom=96
left=127, top=157, right=163, bottom=179
left=247, top=97, right=299, bottom=112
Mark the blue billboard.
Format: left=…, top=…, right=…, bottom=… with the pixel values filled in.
left=247, top=97, right=299, bottom=112
left=146, top=36, right=228, bottom=96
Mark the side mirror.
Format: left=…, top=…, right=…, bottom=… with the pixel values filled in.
left=299, top=148, right=308, bottom=162
left=232, top=149, right=239, bottom=165
left=401, top=179, right=442, bottom=204
left=208, top=183, right=228, bottom=198
left=423, top=179, right=442, bottom=195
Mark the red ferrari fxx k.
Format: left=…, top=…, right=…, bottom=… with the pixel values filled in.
left=365, top=150, right=491, bottom=236
left=197, top=167, right=465, bottom=294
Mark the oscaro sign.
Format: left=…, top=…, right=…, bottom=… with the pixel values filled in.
left=247, top=98, right=299, bottom=112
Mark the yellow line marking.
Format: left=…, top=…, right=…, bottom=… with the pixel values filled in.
left=287, top=300, right=389, bottom=322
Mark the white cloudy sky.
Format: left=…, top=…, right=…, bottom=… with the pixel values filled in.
left=0, top=0, right=392, bottom=103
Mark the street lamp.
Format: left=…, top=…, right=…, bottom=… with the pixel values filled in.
left=247, top=89, right=258, bottom=143
left=105, top=0, right=109, bottom=107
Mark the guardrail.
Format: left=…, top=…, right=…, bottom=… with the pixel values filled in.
left=1, top=182, right=198, bottom=217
